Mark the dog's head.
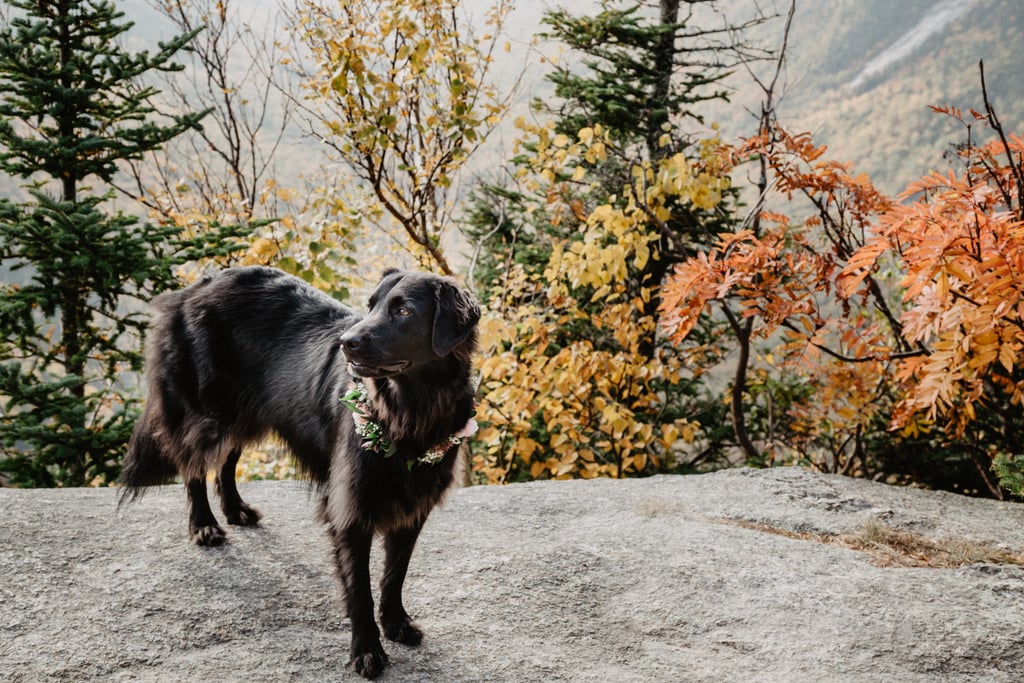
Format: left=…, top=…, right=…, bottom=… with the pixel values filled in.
left=340, top=269, right=480, bottom=379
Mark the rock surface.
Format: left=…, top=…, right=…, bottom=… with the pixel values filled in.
left=2, top=467, right=1024, bottom=682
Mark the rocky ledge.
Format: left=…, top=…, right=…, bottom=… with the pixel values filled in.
left=2, top=467, right=1023, bottom=682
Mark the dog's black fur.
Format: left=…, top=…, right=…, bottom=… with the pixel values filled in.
left=119, top=266, right=480, bottom=679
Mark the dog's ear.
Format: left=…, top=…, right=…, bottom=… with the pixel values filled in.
left=432, top=279, right=481, bottom=357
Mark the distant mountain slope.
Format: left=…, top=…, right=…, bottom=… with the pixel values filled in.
left=5, top=1, right=1018, bottom=213
left=847, top=0, right=979, bottom=91
left=709, top=0, right=1024, bottom=194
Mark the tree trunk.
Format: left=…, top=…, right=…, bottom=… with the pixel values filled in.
left=58, top=0, right=88, bottom=484
left=635, top=0, right=680, bottom=362
left=647, top=0, right=680, bottom=161
left=725, top=308, right=760, bottom=463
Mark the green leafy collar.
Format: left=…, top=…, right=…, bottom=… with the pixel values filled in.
left=341, top=380, right=477, bottom=468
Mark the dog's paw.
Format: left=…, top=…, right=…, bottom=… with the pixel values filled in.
left=190, top=523, right=227, bottom=546
left=382, top=616, right=423, bottom=646
left=225, top=502, right=262, bottom=527
left=349, top=641, right=388, bottom=679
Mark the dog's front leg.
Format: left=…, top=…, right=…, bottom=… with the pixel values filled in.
left=332, top=524, right=388, bottom=679
left=380, top=522, right=425, bottom=645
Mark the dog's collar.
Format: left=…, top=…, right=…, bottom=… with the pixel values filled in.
left=419, top=418, right=478, bottom=465
left=341, top=380, right=395, bottom=456
left=340, top=380, right=477, bottom=468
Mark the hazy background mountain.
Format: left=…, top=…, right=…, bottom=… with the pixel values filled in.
left=3, top=0, right=1022, bottom=217
left=705, top=0, right=1024, bottom=195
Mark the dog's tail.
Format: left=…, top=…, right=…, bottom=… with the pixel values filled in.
left=118, top=407, right=178, bottom=506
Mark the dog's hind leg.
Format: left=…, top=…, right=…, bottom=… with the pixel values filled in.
left=379, top=522, right=425, bottom=646
left=186, top=476, right=227, bottom=546
left=215, top=447, right=262, bottom=526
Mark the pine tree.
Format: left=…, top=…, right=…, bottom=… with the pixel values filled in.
left=542, top=0, right=731, bottom=159
left=0, top=0, right=242, bottom=486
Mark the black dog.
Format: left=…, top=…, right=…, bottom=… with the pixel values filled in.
left=119, top=266, right=480, bottom=678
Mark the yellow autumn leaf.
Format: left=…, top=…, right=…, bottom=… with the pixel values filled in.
left=999, top=342, right=1016, bottom=373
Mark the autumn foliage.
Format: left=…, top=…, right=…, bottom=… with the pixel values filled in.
left=841, top=110, right=1024, bottom=434
left=291, top=0, right=511, bottom=275
left=659, top=101, right=1024, bottom=496
left=460, top=10, right=1023, bottom=495
left=471, top=122, right=722, bottom=482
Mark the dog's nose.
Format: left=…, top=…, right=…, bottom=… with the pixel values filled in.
left=340, top=330, right=361, bottom=351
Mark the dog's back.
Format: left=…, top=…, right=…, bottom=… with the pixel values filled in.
left=120, top=267, right=358, bottom=497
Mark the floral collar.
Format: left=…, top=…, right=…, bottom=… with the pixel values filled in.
left=341, top=380, right=477, bottom=468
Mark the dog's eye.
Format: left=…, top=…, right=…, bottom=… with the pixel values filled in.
left=395, top=306, right=412, bottom=317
